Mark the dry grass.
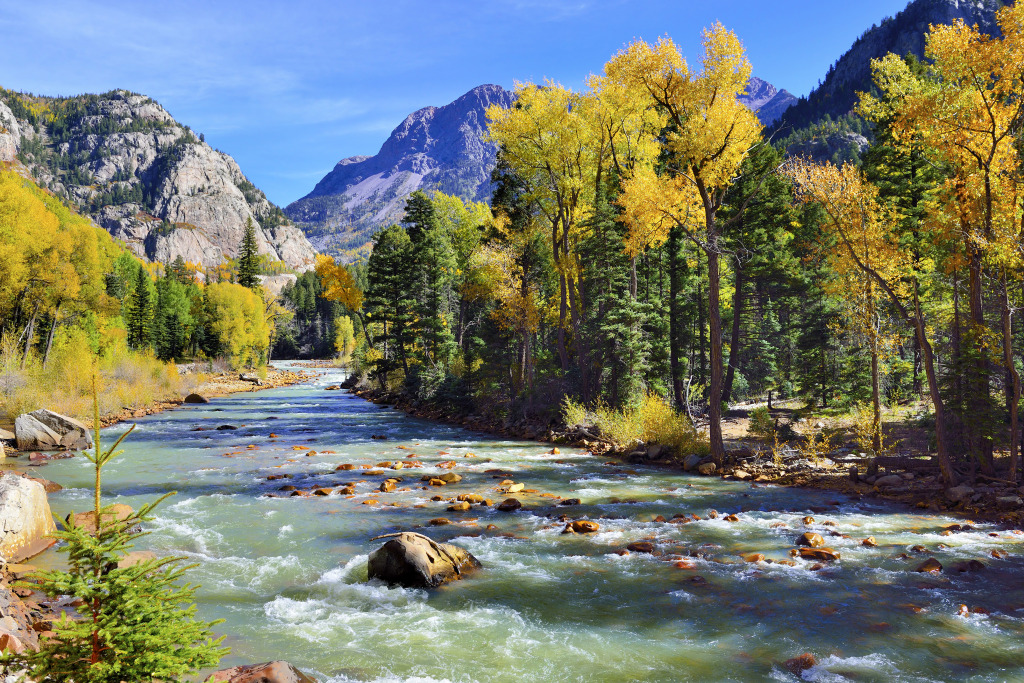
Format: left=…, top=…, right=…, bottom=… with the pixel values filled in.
left=0, top=330, right=183, bottom=428
left=563, top=393, right=709, bottom=459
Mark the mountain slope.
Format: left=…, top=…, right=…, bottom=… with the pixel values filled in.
left=738, top=77, right=797, bottom=126
left=0, top=88, right=316, bottom=271
left=774, top=0, right=1006, bottom=134
left=286, top=84, right=514, bottom=260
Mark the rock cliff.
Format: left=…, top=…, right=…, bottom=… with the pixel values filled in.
left=0, top=88, right=315, bottom=271
left=738, top=77, right=797, bottom=126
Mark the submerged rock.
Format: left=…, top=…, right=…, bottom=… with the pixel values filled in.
left=367, top=531, right=481, bottom=588
left=205, top=660, right=317, bottom=683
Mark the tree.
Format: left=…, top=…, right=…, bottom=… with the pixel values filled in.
left=205, top=282, right=271, bottom=368
left=616, top=27, right=764, bottom=465
left=127, top=264, right=153, bottom=349
left=364, top=224, right=416, bottom=385
left=1, top=372, right=226, bottom=682
left=237, top=217, right=260, bottom=291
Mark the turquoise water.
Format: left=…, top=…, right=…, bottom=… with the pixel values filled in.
left=32, top=364, right=1024, bottom=682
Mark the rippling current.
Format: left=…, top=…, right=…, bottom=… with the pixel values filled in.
left=31, top=363, right=1024, bottom=682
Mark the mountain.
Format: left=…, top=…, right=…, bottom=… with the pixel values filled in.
left=774, top=0, right=1005, bottom=136
left=286, top=84, right=515, bottom=260
left=0, top=88, right=316, bottom=271
left=738, top=77, right=797, bottom=126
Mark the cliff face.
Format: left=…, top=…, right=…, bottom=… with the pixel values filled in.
left=285, top=84, right=515, bottom=260
left=0, top=89, right=316, bottom=271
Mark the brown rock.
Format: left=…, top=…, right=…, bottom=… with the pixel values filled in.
left=496, top=498, right=522, bottom=512
left=626, top=541, right=656, bottom=554
left=205, top=660, right=317, bottom=683
left=784, top=653, right=816, bottom=675
left=337, top=463, right=356, bottom=471
left=744, top=553, right=765, bottom=563
left=367, top=531, right=481, bottom=588
left=914, top=558, right=943, bottom=573
left=797, top=532, right=826, bottom=548
left=563, top=520, right=600, bottom=534
left=798, top=548, right=840, bottom=562
left=448, top=502, right=471, bottom=512
left=379, top=480, right=396, bottom=493
left=428, top=518, right=451, bottom=526
left=862, top=537, right=877, bottom=547
left=68, top=503, right=135, bottom=535
left=456, top=493, right=484, bottom=503
left=312, top=488, right=332, bottom=496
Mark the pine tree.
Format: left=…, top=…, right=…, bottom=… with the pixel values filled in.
left=237, top=217, right=260, bottom=291
left=364, top=224, right=416, bottom=385
left=1, top=372, right=227, bottom=682
left=127, top=265, right=152, bottom=349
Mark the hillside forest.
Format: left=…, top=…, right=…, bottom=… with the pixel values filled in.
left=319, top=7, right=1024, bottom=488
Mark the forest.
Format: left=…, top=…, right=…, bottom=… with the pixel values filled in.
left=323, top=7, right=1024, bottom=488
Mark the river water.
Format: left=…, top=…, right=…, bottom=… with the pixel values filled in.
left=31, top=364, right=1024, bottom=682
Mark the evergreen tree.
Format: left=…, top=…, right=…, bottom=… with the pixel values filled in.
left=127, top=265, right=152, bottom=349
left=237, top=217, right=260, bottom=291
left=364, top=224, right=416, bottom=385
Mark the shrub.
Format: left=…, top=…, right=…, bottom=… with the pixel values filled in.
left=562, top=393, right=708, bottom=459
left=747, top=406, right=775, bottom=439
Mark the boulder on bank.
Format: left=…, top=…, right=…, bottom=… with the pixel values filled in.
left=14, top=409, right=92, bottom=451
left=367, top=531, right=481, bottom=588
left=0, top=474, right=56, bottom=562
left=184, top=393, right=210, bottom=404
left=205, top=661, right=316, bottom=683
left=67, top=503, right=136, bottom=535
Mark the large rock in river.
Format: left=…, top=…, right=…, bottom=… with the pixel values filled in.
left=15, top=409, right=92, bottom=451
left=205, top=661, right=317, bottom=683
left=367, top=531, right=481, bottom=588
left=0, top=474, right=56, bottom=562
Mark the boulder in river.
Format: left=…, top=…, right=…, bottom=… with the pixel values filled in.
left=15, top=409, right=92, bottom=451
left=0, top=474, right=57, bottom=562
left=205, top=661, right=316, bottom=683
left=496, top=498, right=522, bottom=512
left=184, top=393, right=210, bottom=404
left=697, top=462, right=717, bottom=476
left=67, top=503, right=136, bottom=535
left=367, top=531, right=481, bottom=588
left=797, top=532, right=826, bottom=548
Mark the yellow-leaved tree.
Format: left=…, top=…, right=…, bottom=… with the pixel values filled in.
left=204, top=282, right=270, bottom=369
left=860, top=2, right=1024, bottom=477
left=615, top=27, right=764, bottom=464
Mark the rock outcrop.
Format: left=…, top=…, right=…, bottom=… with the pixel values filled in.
left=205, top=661, right=317, bottom=683
left=0, top=89, right=316, bottom=272
left=737, top=77, right=797, bottom=125
left=14, top=409, right=92, bottom=451
left=287, top=84, right=515, bottom=260
left=367, top=531, right=481, bottom=588
left=0, top=475, right=56, bottom=562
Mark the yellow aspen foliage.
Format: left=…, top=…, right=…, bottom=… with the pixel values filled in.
left=315, top=254, right=363, bottom=312
left=204, top=282, right=270, bottom=369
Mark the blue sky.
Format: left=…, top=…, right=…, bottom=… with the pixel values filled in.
left=0, top=0, right=909, bottom=206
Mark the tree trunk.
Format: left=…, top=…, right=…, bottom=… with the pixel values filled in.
left=913, top=284, right=957, bottom=486
left=708, top=246, right=725, bottom=465
left=723, top=263, right=744, bottom=403
left=967, top=247, right=994, bottom=474
left=1002, top=277, right=1021, bottom=482
left=556, top=271, right=569, bottom=373
left=668, top=227, right=685, bottom=409
left=43, top=303, right=61, bottom=367
left=21, top=304, right=38, bottom=370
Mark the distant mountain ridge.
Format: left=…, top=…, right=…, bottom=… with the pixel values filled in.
left=0, top=88, right=316, bottom=271
left=288, top=78, right=792, bottom=260
left=774, top=0, right=1006, bottom=134
left=286, top=84, right=514, bottom=260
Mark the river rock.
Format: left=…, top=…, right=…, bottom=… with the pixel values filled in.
left=184, top=393, right=210, bottom=404
left=67, top=503, right=136, bottom=534
left=784, top=653, right=816, bottom=675
left=437, top=472, right=462, bottom=484
left=0, top=428, right=14, bottom=442
left=367, top=532, right=481, bottom=588
left=797, top=532, right=826, bottom=548
left=456, top=493, right=484, bottom=503
left=797, top=548, right=840, bottom=562
left=0, top=583, right=38, bottom=653
left=626, top=541, right=656, bottom=554
left=205, top=661, right=317, bottom=683
left=946, top=485, right=974, bottom=503
left=496, top=498, right=522, bottom=512
left=914, top=557, right=942, bottom=573
left=15, top=409, right=92, bottom=451
left=996, top=495, right=1022, bottom=509
left=682, top=454, right=702, bottom=471
left=697, top=462, right=717, bottom=476
left=563, top=520, right=599, bottom=534
left=874, top=474, right=904, bottom=488
left=0, top=474, right=57, bottom=562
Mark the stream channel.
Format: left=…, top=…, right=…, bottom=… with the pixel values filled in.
left=30, top=363, right=1024, bottom=682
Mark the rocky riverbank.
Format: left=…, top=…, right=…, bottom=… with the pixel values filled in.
left=342, top=382, right=1024, bottom=529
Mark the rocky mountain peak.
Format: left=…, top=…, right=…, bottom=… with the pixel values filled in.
left=0, top=88, right=316, bottom=272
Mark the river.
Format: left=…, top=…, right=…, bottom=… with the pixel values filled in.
left=31, top=363, right=1024, bottom=682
